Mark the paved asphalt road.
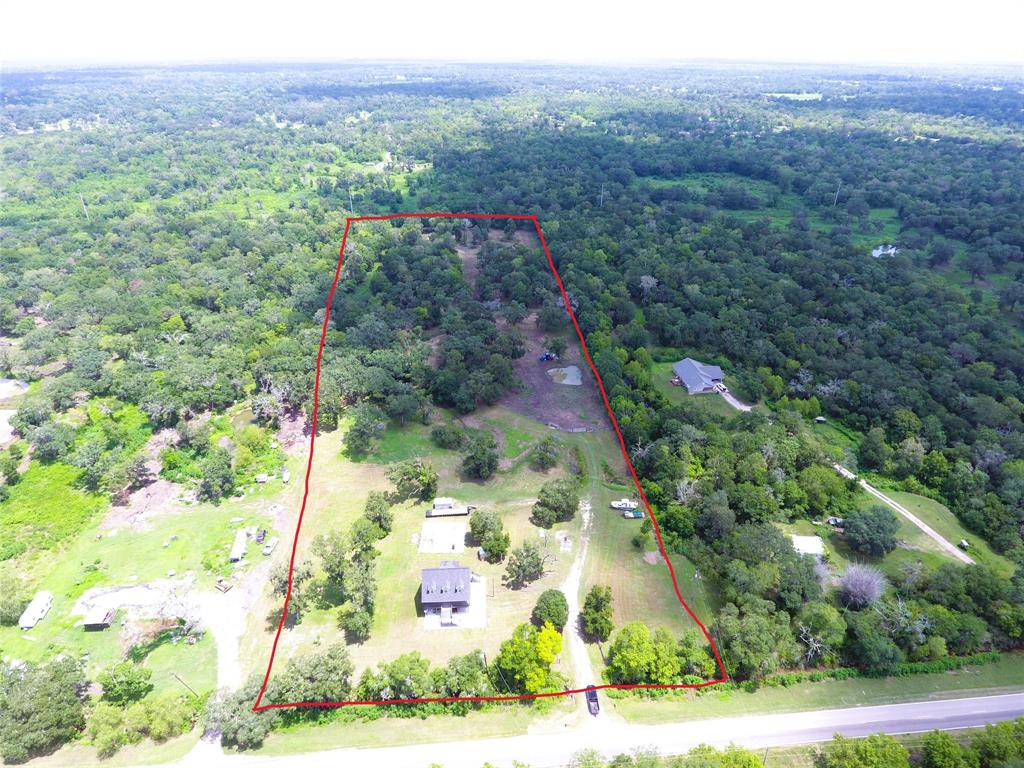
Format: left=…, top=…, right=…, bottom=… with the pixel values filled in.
left=180, top=692, right=1024, bottom=768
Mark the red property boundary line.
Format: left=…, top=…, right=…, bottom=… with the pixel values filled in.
left=253, top=212, right=728, bottom=711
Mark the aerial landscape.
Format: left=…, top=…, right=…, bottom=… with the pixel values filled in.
left=1, top=3, right=1023, bottom=767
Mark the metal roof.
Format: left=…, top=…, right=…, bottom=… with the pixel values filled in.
left=673, top=358, right=724, bottom=394
left=421, top=561, right=471, bottom=606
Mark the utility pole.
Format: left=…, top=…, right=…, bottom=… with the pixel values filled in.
left=347, top=184, right=355, bottom=214
left=172, top=672, right=199, bottom=698
left=832, top=180, right=842, bottom=208
left=598, top=182, right=605, bottom=209
left=80, top=193, right=90, bottom=221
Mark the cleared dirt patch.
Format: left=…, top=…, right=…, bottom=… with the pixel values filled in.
left=275, top=410, right=308, bottom=453
left=500, top=313, right=608, bottom=432
left=455, top=241, right=481, bottom=295
left=103, top=428, right=190, bottom=530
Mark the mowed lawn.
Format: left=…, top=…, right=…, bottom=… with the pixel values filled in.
left=571, top=430, right=714, bottom=636
left=883, top=490, right=1015, bottom=577
left=650, top=361, right=740, bottom=420
left=262, top=415, right=579, bottom=679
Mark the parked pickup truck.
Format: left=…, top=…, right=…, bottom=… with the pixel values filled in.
left=622, top=510, right=645, bottom=520
left=585, top=685, right=600, bottom=716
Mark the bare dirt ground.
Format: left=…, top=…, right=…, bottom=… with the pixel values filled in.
left=102, top=428, right=190, bottom=530
left=488, top=227, right=538, bottom=249
left=455, top=242, right=481, bottom=295
left=643, top=550, right=664, bottom=565
left=500, top=312, right=609, bottom=432
left=425, top=331, right=447, bottom=367
left=275, top=410, right=309, bottom=453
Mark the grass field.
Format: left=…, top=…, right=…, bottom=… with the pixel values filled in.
left=634, top=172, right=902, bottom=250
left=882, top=490, right=1015, bottom=577
left=610, top=652, right=1024, bottom=723
left=0, top=461, right=107, bottom=559
left=256, top=700, right=567, bottom=755
left=261, top=412, right=580, bottom=680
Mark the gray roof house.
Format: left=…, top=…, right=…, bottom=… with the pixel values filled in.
left=673, top=358, right=724, bottom=395
left=421, top=561, right=472, bottom=609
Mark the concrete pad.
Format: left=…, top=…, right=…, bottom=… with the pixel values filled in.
left=418, top=519, right=467, bottom=554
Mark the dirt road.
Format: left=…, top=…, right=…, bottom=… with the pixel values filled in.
left=832, top=463, right=974, bottom=565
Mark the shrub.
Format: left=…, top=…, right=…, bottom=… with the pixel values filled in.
left=431, top=423, right=465, bottom=450
left=530, top=436, right=559, bottom=471
left=839, top=563, right=887, bottom=608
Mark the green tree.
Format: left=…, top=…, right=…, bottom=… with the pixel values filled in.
left=531, top=589, right=569, bottom=631
left=469, top=508, right=510, bottom=562
left=206, top=675, right=279, bottom=750
left=266, top=642, right=354, bottom=707
left=920, top=730, right=969, bottom=768
left=463, top=433, right=499, bottom=480
left=581, top=585, right=614, bottom=641
left=796, top=603, right=847, bottom=665
left=531, top=436, right=559, bottom=471
left=607, top=621, right=684, bottom=684
left=363, top=491, right=394, bottom=534
left=844, top=505, right=900, bottom=556
left=197, top=446, right=234, bottom=501
left=716, top=598, right=800, bottom=680
left=0, top=659, right=86, bottom=763
left=530, top=478, right=579, bottom=528
left=493, top=622, right=563, bottom=695
left=0, top=567, right=29, bottom=626
left=99, top=662, right=154, bottom=706
left=430, top=423, right=465, bottom=450
left=857, top=428, right=893, bottom=471
left=386, top=459, right=438, bottom=501
left=825, top=733, right=909, bottom=768
left=344, top=402, right=387, bottom=456
left=504, top=540, right=548, bottom=587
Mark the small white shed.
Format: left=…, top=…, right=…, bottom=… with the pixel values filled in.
left=19, top=591, right=53, bottom=630
left=229, top=529, right=248, bottom=562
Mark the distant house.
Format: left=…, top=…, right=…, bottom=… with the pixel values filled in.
left=672, top=358, right=725, bottom=395
left=18, top=591, right=53, bottom=631
left=791, top=535, right=825, bottom=560
left=421, top=560, right=472, bottom=626
left=427, top=497, right=474, bottom=518
left=83, top=606, right=115, bottom=631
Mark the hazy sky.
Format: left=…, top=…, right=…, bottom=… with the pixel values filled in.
left=3, top=0, right=1022, bottom=67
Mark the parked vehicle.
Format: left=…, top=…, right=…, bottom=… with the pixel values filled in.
left=610, top=498, right=639, bottom=510
left=622, top=510, right=644, bottom=519
left=585, top=685, right=600, bottom=715
left=262, top=536, right=280, bottom=556
left=538, top=351, right=558, bottom=362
